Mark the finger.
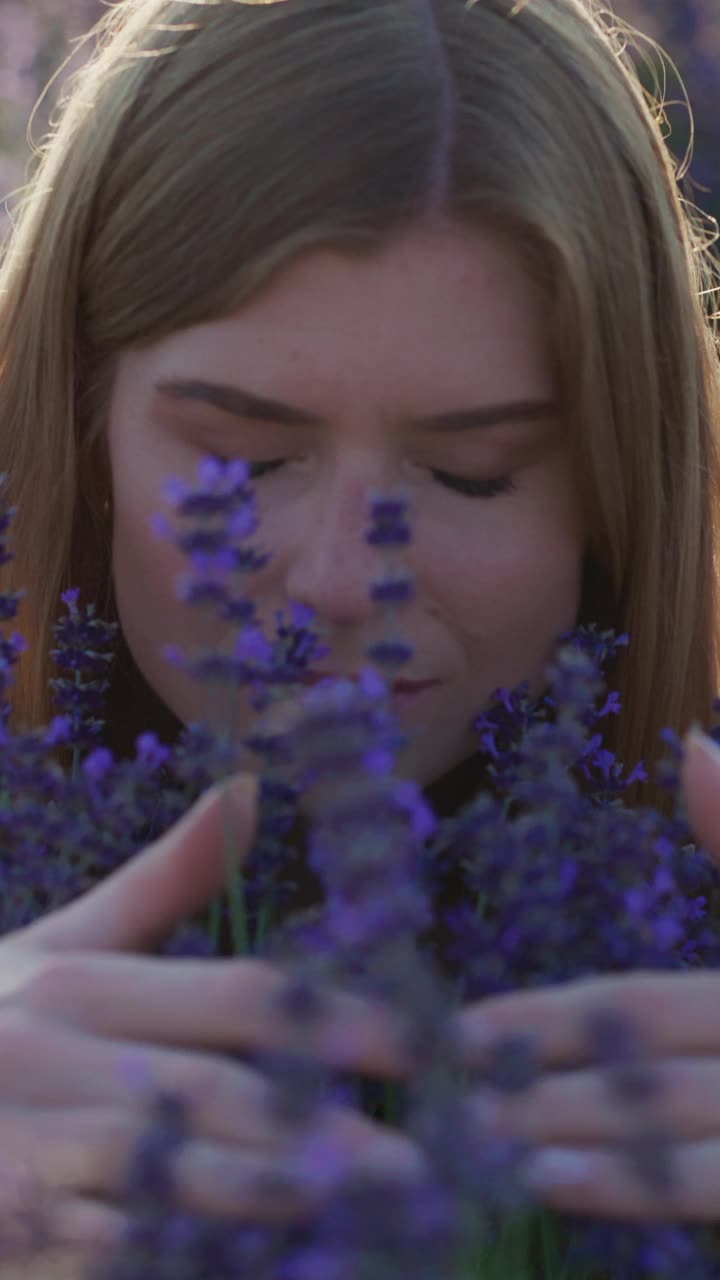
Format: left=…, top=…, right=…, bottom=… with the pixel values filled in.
left=0, top=1149, right=127, bottom=1266
left=18, top=774, right=259, bottom=953
left=0, top=1103, right=308, bottom=1229
left=682, top=728, right=720, bottom=868
left=522, top=1139, right=720, bottom=1221
left=0, top=1019, right=411, bottom=1165
left=15, top=952, right=413, bottom=1075
left=0, top=1198, right=127, bottom=1256
left=171, top=1120, right=426, bottom=1223
left=468, top=1056, right=720, bottom=1145
left=0, top=1104, right=217, bottom=1201
left=0, top=1023, right=293, bottom=1149
left=454, top=970, right=720, bottom=1069
left=0, top=1104, right=424, bottom=1230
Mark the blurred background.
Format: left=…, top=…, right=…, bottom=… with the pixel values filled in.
left=0, top=0, right=102, bottom=228
left=0, top=0, right=717, bottom=244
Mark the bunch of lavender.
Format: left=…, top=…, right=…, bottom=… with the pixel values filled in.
left=421, top=633, right=720, bottom=1002
left=1, top=462, right=720, bottom=1277
left=100, top=460, right=720, bottom=1278
left=148, top=455, right=335, bottom=956
left=80, top=475, right=539, bottom=1280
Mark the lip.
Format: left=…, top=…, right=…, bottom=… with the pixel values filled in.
left=301, top=672, right=441, bottom=694
left=392, top=679, right=441, bottom=695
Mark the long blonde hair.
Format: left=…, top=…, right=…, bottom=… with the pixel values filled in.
left=0, top=0, right=719, bottom=798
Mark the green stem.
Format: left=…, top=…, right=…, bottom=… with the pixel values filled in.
left=207, top=893, right=222, bottom=949
left=50, top=672, right=84, bottom=889
left=382, top=1079, right=402, bottom=1125
left=199, top=597, right=250, bottom=956
left=254, top=895, right=274, bottom=952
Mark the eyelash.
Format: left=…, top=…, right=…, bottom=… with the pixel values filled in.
left=211, top=456, right=516, bottom=500
left=430, top=470, right=516, bottom=499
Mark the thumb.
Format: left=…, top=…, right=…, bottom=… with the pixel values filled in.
left=681, top=727, right=720, bottom=867
left=21, top=773, right=259, bottom=953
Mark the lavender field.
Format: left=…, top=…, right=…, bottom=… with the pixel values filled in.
left=0, top=0, right=718, bottom=239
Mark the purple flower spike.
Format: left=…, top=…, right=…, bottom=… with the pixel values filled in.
left=122, top=1092, right=191, bottom=1212
left=42, top=715, right=72, bottom=746
left=234, top=626, right=273, bottom=665
left=366, top=498, right=411, bottom=546
left=153, top=455, right=329, bottom=723
left=358, top=666, right=390, bottom=701
left=48, top=590, right=119, bottom=761
left=81, top=747, right=114, bottom=782
left=197, top=455, right=249, bottom=489
left=369, top=577, right=414, bottom=604
left=365, top=639, right=414, bottom=669
left=2, top=432, right=720, bottom=1279
left=134, top=733, right=172, bottom=772
left=364, top=490, right=416, bottom=683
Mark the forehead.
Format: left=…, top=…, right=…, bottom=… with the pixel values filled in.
left=138, top=220, right=556, bottom=409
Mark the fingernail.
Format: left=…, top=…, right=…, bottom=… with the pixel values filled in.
left=522, top=1147, right=592, bottom=1191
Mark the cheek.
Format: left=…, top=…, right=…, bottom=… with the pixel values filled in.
left=459, top=529, right=582, bottom=638
left=109, top=417, right=185, bottom=593
left=113, top=509, right=168, bottom=603
left=423, top=478, right=584, bottom=684
left=109, top=449, right=186, bottom=632
left=109, top=474, right=220, bottom=721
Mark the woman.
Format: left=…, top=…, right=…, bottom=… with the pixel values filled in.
left=0, top=0, right=719, bottom=1268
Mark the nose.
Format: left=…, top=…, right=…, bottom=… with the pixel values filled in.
left=283, top=468, right=395, bottom=627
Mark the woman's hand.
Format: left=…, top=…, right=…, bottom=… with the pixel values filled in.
left=0, top=774, right=418, bottom=1267
left=450, top=727, right=720, bottom=1221
left=8, top=729, right=719, bottom=1269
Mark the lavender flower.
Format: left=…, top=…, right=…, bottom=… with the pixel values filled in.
left=49, top=587, right=120, bottom=769
left=0, top=481, right=27, bottom=720
left=365, top=492, right=415, bottom=677
left=1, top=456, right=720, bottom=1277
left=151, top=457, right=330, bottom=716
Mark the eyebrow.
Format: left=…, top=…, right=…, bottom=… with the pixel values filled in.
left=153, top=378, right=559, bottom=434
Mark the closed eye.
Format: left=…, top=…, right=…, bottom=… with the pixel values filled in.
left=246, top=458, right=291, bottom=481
left=214, top=456, right=516, bottom=500
left=431, top=470, right=516, bottom=499
left=210, top=455, right=294, bottom=485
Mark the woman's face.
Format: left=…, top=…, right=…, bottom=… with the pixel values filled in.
left=107, top=218, right=585, bottom=786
